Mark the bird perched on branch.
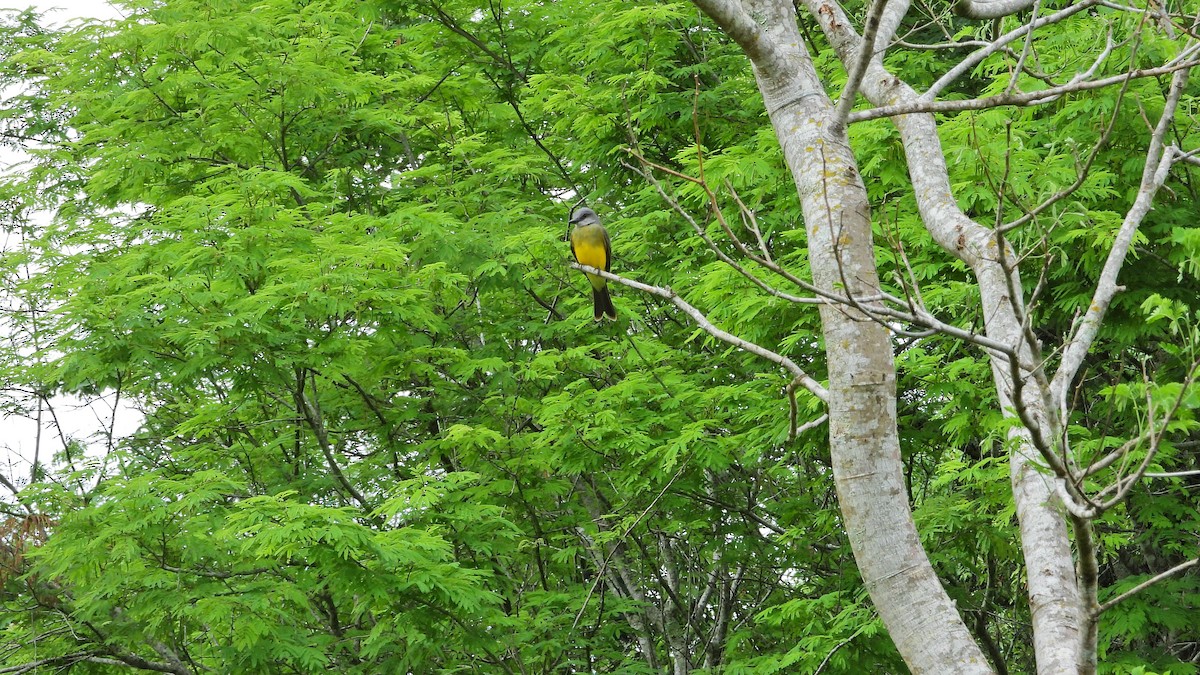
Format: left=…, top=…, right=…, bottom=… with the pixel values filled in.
left=568, top=207, right=617, bottom=321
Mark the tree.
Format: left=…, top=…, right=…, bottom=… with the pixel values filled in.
left=0, top=0, right=1197, bottom=673
left=665, top=0, right=1198, bottom=671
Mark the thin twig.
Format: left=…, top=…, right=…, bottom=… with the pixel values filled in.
left=814, top=625, right=869, bottom=674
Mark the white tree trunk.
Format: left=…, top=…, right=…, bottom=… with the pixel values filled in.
left=796, top=1, right=1086, bottom=669
left=691, top=0, right=994, bottom=671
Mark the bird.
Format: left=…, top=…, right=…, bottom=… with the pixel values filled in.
left=568, top=207, right=617, bottom=321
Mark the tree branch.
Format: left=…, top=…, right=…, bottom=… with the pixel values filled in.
left=690, top=0, right=789, bottom=77
left=830, top=0, right=890, bottom=134
left=294, top=369, right=373, bottom=513
left=625, top=151, right=1017, bottom=356
left=571, top=262, right=830, bottom=403
left=926, top=0, right=1103, bottom=99
left=955, top=0, right=1036, bottom=20
left=1050, top=64, right=1192, bottom=416
left=850, top=58, right=1198, bottom=123
left=1096, top=557, right=1200, bottom=615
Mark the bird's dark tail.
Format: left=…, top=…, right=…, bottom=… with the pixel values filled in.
left=593, top=286, right=617, bottom=321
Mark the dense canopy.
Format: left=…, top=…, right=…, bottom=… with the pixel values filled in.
left=0, top=0, right=1197, bottom=673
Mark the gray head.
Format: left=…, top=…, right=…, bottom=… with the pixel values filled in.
left=569, top=207, right=600, bottom=225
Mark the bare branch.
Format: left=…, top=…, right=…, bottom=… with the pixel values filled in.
left=1071, top=24, right=1119, bottom=83
left=791, top=411, right=829, bottom=437
left=875, top=0, right=913, bottom=56
left=929, top=0, right=1103, bottom=98
left=831, top=0, right=891, bottom=134
left=1073, top=514, right=1102, bottom=671
left=1144, top=469, right=1200, bottom=478
left=620, top=158, right=822, bottom=306
left=893, top=38, right=996, bottom=50
left=0, top=655, right=93, bottom=674
left=294, top=370, right=373, bottom=513
left=1001, top=50, right=1128, bottom=233
left=1082, top=434, right=1146, bottom=479
left=954, top=0, right=1035, bottom=20
left=1175, top=147, right=1200, bottom=167
left=690, top=0, right=789, bottom=77
left=569, top=463, right=691, bottom=658
left=814, top=626, right=869, bottom=674
left=725, top=179, right=776, bottom=263
left=1096, top=557, right=1200, bottom=615
left=851, top=58, right=1199, bottom=123
left=1050, top=64, right=1193, bottom=416
left=625, top=151, right=1017, bottom=355
left=1091, top=361, right=1200, bottom=512
left=1004, top=0, right=1044, bottom=95
left=571, top=262, right=830, bottom=403
left=797, top=2, right=1093, bottom=664
left=159, top=564, right=276, bottom=579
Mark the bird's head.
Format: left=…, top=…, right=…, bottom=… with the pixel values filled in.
left=569, top=207, right=600, bottom=226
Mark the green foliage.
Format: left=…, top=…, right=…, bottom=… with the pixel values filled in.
left=0, top=0, right=1196, bottom=672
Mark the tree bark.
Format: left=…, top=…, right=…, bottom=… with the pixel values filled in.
left=795, top=0, right=1086, bottom=669
left=691, top=1, right=993, bottom=671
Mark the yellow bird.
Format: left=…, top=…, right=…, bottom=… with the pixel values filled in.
left=569, top=207, right=617, bottom=321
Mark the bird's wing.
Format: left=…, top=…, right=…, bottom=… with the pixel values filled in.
left=602, top=226, right=612, bottom=272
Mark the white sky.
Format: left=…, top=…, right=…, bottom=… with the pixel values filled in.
left=0, top=0, right=123, bottom=24
left=1, top=0, right=133, bottom=488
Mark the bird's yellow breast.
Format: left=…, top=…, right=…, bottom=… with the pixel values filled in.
left=571, top=225, right=608, bottom=270
left=573, top=239, right=607, bottom=269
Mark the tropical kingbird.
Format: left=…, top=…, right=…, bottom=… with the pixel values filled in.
left=569, top=207, right=617, bottom=321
